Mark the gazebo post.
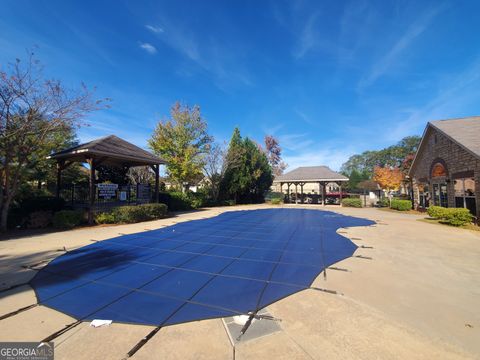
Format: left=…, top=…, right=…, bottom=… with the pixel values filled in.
left=56, top=160, right=64, bottom=199
left=339, top=183, right=343, bottom=205
left=87, top=158, right=96, bottom=225
left=300, top=183, right=304, bottom=204
left=287, top=182, right=291, bottom=203
left=321, top=182, right=326, bottom=206
left=295, top=183, right=298, bottom=204
left=154, top=164, right=160, bottom=203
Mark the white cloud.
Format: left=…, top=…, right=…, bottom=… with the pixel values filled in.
left=293, top=12, right=320, bottom=59
left=358, top=4, right=446, bottom=89
left=145, top=24, right=164, bottom=34
left=385, top=57, right=480, bottom=141
left=139, top=42, right=157, bottom=54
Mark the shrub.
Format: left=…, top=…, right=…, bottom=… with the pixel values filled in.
left=20, top=196, right=65, bottom=214
left=390, top=199, right=412, bottom=211
left=53, top=210, right=85, bottom=229
left=113, top=206, right=150, bottom=223
left=139, top=203, right=168, bottom=218
left=158, top=191, right=193, bottom=211
left=270, top=198, right=283, bottom=205
left=187, top=192, right=206, bottom=209
left=341, top=198, right=362, bottom=208
left=377, top=198, right=389, bottom=207
left=27, top=211, right=53, bottom=229
left=427, top=206, right=448, bottom=219
left=427, top=206, right=474, bottom=226
left=95, top=212, right=116, bottom=224
left=106, top=203, right=168, bottom=224
left=265, top=192, right=284, bottom=202
left=8, top=196, right=66, bottom=229
left=442, top=208, right=474, bottom=226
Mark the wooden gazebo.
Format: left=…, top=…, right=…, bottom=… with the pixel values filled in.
left=47, top=135, right=166, bottom=223
left=273, top=166, right=349, bottom=205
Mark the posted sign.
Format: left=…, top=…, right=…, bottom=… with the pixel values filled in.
left=97, top=183, right=118, bottom=199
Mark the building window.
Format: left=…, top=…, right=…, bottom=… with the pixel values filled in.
left=454, top=177, right=476, bottom=215
left=418, top=183, right=430, bottom=208
left=433, top=183, right=448, bottom=207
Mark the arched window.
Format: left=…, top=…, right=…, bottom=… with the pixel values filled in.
left=431, top=162, right=447, bottom=178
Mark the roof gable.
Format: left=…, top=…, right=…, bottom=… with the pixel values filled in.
left=408, top=116, right=480, bottom=176
left=48, top=135, right=165, bottom=166
left=274, top=166, right=348, bottom=182
left=429, top=117, right=480, bottom=159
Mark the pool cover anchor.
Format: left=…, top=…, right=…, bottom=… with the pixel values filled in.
left=355, top=255, right=373, bottom=260
left=235, top=311, right=282, bottom=342
left=236, top=312, right=256, bottom=342
left=310, top=286, right=343, bottom=296
left=328, top=266, right=350, bottom=272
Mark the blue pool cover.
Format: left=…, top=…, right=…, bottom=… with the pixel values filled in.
left=30, top=208, right=374, bottom=326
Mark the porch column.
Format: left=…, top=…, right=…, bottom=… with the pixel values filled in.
left=287, top=183, right=291, bottom=203
left=154, top=164, right=160, bottom=203
left=321, top=182, right=325, bottom=206
left=300, top=183, right=304, bottom=204
left=87, top=158, right=96, bottom=225
left=339, top=183, right=343, bottom=205
left=295, top=183, right=298, bottom=204
left=56, top=161, right=64, bottom=198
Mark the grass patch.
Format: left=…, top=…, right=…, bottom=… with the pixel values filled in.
left=417, top=218, right=480, bottom=232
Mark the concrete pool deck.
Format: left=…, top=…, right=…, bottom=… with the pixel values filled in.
left=0, top=204, right=479, bottom=359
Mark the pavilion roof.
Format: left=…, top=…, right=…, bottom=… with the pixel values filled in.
left=47, top=135, right=165, bottom=167
left=273, top=166, right=348, bottom=183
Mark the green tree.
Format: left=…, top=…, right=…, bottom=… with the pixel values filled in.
left=221, top=128, right=273, bottom=203
left=26, top=127, right=80, bottom=189
left=343, top=169, right=369, bottom=190
left=149, top=102, right=213, bottom=191
left=341, top=135, right=421, bottom=177
left=0, top=53, right=104, bottom=231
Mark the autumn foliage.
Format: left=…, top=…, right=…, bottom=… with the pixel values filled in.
left=373, top=166, right=404, bottom=192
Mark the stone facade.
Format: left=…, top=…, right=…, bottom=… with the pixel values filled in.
left=410, top=126, right=480, bottom=217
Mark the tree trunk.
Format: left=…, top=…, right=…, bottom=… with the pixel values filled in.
left=0, top=199, right=11, bottom=232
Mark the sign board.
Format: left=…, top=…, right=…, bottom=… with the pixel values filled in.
left=137, top=184, right=151, bottom=203
left=119, top=191, right=127, bottom=201
left=97, top=183, right=118, bottom=199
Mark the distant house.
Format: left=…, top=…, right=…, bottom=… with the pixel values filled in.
left=408, top=117, right=480, bottom=216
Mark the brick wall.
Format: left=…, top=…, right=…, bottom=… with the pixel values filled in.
left=410, top=126, right=480, bottom=216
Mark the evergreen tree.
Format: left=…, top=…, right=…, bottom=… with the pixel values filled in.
left=221, top=128, right=273, bottom=203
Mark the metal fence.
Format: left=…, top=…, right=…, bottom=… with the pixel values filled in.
left=59, top=183, right=152, bottom=213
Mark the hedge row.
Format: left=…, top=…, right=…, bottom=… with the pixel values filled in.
left=341, top=198, right=362, bottom=208
left=95, top=203, right=168, bottom=224
left=390, top=199, right=412, bottom=211
left=427, top=206, right=473, bottom=226
left=158, top=191, right=206, bottom=211
left=53, top=210, right=85, bottom=229
left=264, top=191, right=284, bottom=205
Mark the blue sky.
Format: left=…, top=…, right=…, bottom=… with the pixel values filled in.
left=1, top=0, right=479, bottom=171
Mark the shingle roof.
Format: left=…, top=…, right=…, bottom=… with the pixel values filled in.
left=274, top=166, right=348, bottom=182
left=429, top=116, right=480, bottom=159
left=48, top=135, right=165, bottom=166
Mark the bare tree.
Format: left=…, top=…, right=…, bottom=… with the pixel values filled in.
left=0, top=52, right=106, bottom=231
left=203, top=142, right=226, bottom=202
left=264, top=135, right=287, bottom=177
left=127, top=166, right=154, bottom=185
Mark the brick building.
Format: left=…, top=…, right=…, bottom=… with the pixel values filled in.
left=408, top=117, right=480, bottom=216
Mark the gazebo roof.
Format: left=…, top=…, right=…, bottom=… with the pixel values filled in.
left=273, top=166, right=348, bottom=183
left=47, top=135, right=165, bottom=167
